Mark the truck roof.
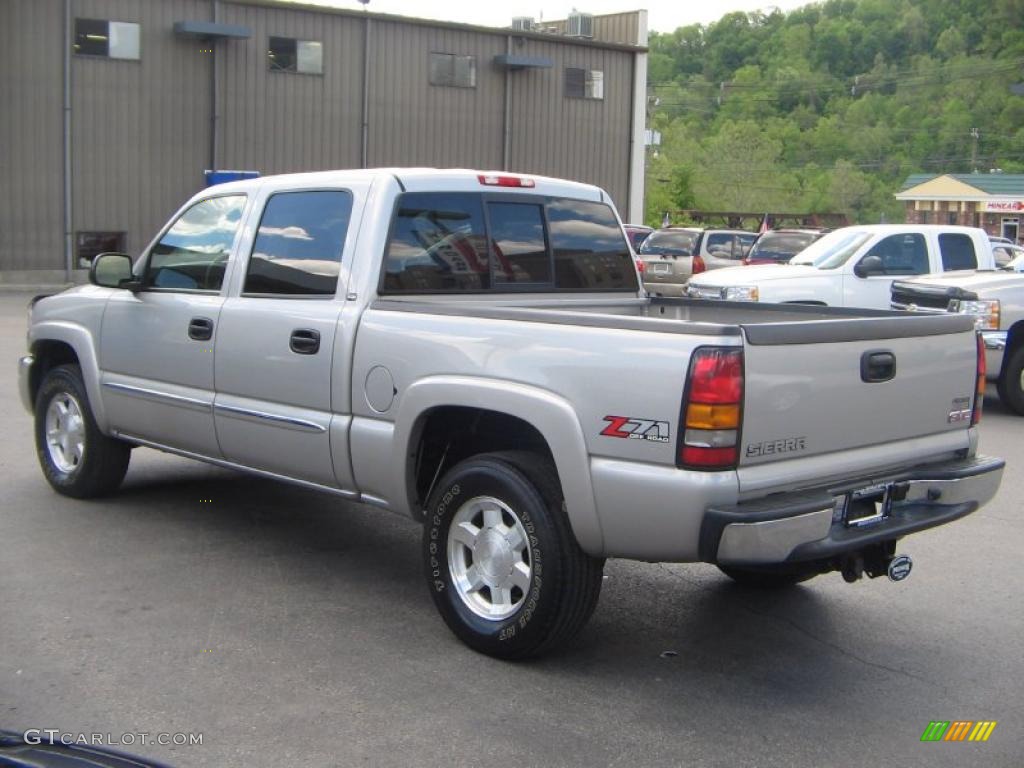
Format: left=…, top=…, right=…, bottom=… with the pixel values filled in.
left=198, top=168, right=606, bottom=203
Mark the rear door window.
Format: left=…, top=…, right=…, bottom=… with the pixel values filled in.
left=243, top=190, right=353, bottom=296
left=938, top=233, right=978, bottom=271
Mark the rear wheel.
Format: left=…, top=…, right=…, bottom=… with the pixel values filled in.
left=718, top=565, right=819, bottom=588
left=34, top=364, right=131, bottom=498
left=423, top=451, right=603, bottom=659
left=997, top=345, right=1024, bottom=415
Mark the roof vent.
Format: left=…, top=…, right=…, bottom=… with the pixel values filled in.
left=511, top=17, right=534, bottom=32
left=566, top=12, right=593, bottom=38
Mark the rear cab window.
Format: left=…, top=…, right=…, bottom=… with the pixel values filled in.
left=381, top=193, right=636, bottom=293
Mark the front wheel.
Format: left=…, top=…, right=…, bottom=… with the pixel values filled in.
left=423, top=451, right=603, bottom=659
left=34, top=364, right=131, bottom=498
left=997, top=345, right=1024, bottom=416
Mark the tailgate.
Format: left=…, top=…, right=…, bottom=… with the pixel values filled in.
left=738, top=315, right=979, bottom=472
left=640, top=255, right=691, bottom=284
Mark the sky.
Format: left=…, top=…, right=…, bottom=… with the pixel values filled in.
left=282, top=0, right=812, bottom=34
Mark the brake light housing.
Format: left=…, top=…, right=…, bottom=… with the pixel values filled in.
left=678, top=347, right=744, bottom=470
left=477, top=174, right=535, bottom=188
left=692, top=254, right=706, bottom=275
left=635, top=258, right=645, bottom=274
left=972, top=332, right=985, bottom=426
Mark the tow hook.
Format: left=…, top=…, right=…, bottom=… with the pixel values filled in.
left=840, top=544, right=911, bottom=583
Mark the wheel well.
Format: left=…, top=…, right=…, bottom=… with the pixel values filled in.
left=1005, top=320, right=1024, bottom=374
left=410, top=407, right=555, bottom=513
left=30, top=340, right=80, bottom=407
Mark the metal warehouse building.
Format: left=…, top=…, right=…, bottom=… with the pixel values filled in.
left=1, top=0, right=648, bottom=282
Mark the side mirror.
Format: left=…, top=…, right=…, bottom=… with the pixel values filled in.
left=854, top=254, right=884, bottom=278
left=89, top=252, right=138, bottom=290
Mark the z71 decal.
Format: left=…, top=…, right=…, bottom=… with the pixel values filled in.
left=600, top=416, right=670, bottom=443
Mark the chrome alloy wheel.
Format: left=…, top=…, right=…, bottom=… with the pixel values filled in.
left=45, top=391, right=86, bottom=473
left=447, top=496, right=533, bottom=621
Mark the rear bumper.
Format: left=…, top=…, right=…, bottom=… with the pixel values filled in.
left=18, top=355, right=35, bottom=413
left=700, top=455, right=1005, bottom=566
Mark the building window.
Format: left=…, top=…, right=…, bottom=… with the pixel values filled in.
left=565, top=68, right=603, bottom=100
left=73, top=19, right=140, bottom=60
left=268, top=36, right=323, bottom=74
left=76, top=231, right=126, bottom=267
left=429, top=53, right=477, bottom=88
left=244, top=191, right=353, bottom=296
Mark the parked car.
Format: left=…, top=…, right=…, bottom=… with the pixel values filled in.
left=892, top=266, right=1024, bottom=414
left=623, top=224, right=653, bottom=251
left=638, top=227, right=756, bottom=296
left=636, top=227, right=704, bottom=295
left=1009, top=252, right=1024, bottom=272
left=20, top=169, right=1004, bottom=659
left=989, top=235, right=1015, bottom=246
left=743, top=229, right=827, bottom=265
left=687, top=225, right=996, bottom=308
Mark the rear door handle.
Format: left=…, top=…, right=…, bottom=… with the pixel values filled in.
left=188, top=317, right=214, bottom=341
left=861, top=350, right=896, bottom=383
left=289, top=329, right=320, bottom=355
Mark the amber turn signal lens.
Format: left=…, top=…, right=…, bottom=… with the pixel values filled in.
left=685, top=403, right=740, bottom=430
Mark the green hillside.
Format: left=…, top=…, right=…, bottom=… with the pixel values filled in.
left=644, top=0, right=1024, bottom=226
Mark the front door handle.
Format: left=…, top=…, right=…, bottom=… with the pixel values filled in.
left=188, top=317, right=214, bottom=341
left=290, top=329, right=320, bottom=355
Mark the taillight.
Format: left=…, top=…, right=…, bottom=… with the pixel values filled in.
left=477, top=174, right=535, bottom=188
left=972, top=332, right=986, bottom=426
left=635, top=258, right=645, bottom=274
left=692, top=255, right=706, bottom=275
left=679, top=347, right=743, bottom=469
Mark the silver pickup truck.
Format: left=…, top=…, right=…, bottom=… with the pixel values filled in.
left=19, top=169, right=1004, bottom=659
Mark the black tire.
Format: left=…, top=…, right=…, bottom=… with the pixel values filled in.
left=718, top=565, right=819, bottom=588
left=423, top=451, right=604, bottom=660
left=997, top=345, right=1024, bottom=416
left=34, top=364, right=131, bottom=498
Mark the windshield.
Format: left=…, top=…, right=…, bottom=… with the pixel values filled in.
left=790, top=230, right=874, bottom=269
left=639, top=230, right=699, bottom=257
left=748, top=232, right=819, bottom=262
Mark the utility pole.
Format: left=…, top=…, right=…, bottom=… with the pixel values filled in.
left=970, top=127, right=979, bottom=173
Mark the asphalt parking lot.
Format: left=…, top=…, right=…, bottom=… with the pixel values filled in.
left=1, top=290, right=1021, bottom=767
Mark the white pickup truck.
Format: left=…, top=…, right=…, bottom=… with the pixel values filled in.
left=686, top=225, right=995, bottom=308
left=19, top=170, right=1004, bottom=658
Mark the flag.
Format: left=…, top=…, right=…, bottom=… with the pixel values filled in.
left=662, top=211, right=671, bottom=228
left=759, top=214, right=770, bottom=234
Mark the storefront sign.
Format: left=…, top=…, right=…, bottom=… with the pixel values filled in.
left=983, top=200, right=1024, bottom=212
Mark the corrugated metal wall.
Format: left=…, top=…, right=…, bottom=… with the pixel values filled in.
left=366, top=21, right=506, bottom=170
left=508, top=38, right=633, bottom=212
left=547, top=13, right=641, bottom=47
left=70, top=0, right=213, bottom=259
left=1, top=0, right=642, bottom=273
left=218, top=2, right=364, bottom=173
left=0, top=0, right=65, bottom=271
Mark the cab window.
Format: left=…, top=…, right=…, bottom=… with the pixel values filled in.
left=859, top=233, right=928, bottom=275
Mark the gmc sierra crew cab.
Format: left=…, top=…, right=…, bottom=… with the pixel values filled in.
left=20, top=169, right=1004, bottom=659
